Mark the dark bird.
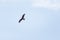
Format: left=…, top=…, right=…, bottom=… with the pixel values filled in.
left=18, top=13, right=25, bottom=23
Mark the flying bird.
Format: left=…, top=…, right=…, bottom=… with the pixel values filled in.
left=18, top=13, right=25, bottom=23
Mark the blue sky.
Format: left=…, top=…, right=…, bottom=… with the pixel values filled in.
left=0, top=0, right=60, bottom=40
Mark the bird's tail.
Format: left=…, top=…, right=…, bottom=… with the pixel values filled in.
left=23, top=18, right=25, bottom=20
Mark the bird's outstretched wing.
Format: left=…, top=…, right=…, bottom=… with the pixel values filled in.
left=18, top=18, right=22, bottom=23
left=22, top=14, right=25, bottom=18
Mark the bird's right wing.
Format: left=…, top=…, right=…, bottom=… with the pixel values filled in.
left=18, top=19, right=22, bottom=23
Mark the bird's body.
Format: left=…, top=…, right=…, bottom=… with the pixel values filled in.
left=19, top=14, right=25, bottom=23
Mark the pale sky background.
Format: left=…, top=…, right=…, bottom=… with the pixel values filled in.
left=0, top=0, right=60, bottom=40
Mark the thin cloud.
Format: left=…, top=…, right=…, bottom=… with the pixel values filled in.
left=32, top=0, right=60, bottom=10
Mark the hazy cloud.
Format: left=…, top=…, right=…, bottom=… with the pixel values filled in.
left=32, top=0, right=60, bottom=10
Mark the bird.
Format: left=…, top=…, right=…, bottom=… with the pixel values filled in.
left=18, top=13, right=25, bottom=23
